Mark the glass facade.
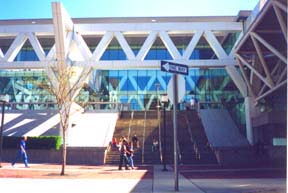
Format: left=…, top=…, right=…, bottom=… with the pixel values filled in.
left=0, top=34, right=245, bottom=126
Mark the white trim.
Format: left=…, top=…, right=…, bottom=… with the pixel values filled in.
left=136, top=31, right=158, bottom=61
left=114, top=31, right=136, bottom=60
left=159, top=31, right=182, bottom=59
left=204, top=30, right=228, bottom=59
left=91, top=32, right=114, bottom=61
left=4, top=33, right=27, bottom=62
left=27, top=32, right=46, bottom=61
left=182, top=30, right=203, bottom=60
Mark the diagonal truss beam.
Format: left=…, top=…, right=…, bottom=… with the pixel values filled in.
left=0, top=48, right=3, bottom=61
left=136, top=31, right=158, bottom=61
left=235, top=56, right=256, bottom=98
left=91, top=32, right=114, bottom=61
left=159, top=31, right=182, bottom=59
left=250, top=32, right=287, bottom=64
left=27, top=32, right=46, bottom=61
left=204, top=30, right=228, bottom=59
left=272, top=2, right=287, bottom=41
left=236, top=54, right=272, bottom=88
left=182, top=31, right=203, bottom=60
left=114, top=31, right=136, bottom=60
left=4, top=33, right=27, bottom=62
left=250, top=34, right=275, bottom=88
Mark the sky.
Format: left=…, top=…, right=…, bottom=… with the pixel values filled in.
left=0, top=0, right=259, bottom=19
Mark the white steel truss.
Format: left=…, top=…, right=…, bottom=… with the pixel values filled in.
left=235, top=0, right=287, bottom=102
left=0, top=3, right=243, bottom=71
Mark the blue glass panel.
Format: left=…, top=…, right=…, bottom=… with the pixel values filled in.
left=125, top=78, right=136, bottom=91
left=137, top=76, right=149, bottom=90
left=15, top=49, right=39, bottom=61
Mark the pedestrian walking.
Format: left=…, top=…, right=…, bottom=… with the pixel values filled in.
left=12, top=136, right=29, bottom=168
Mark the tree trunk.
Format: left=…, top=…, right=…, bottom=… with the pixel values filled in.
left=59, top=101, right=71, bottom=175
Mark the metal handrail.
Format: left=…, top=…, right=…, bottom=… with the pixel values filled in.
left=184, top=111, right=200, bottom=160
left=127, top=111, right=134, bottom=141
left=141, top=109, right=147, bottom=164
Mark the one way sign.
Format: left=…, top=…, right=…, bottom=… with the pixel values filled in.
left=160, top=61, right=189, bottom=75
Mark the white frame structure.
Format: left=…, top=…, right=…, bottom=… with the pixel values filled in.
left=0, top=3, right=243, bottom=71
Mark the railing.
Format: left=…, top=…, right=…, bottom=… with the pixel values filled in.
left=0, top=102, right=59, bottom=110
left=184, top=111, right=200, bottom=160
left=141, top=109, right=147, bottom=164
left=82, top=102, right=126, bottom=111
left=127, top=111, right=134, bottom=141
left=0, top=101, right=132, bottom=111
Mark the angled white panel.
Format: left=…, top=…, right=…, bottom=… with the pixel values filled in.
left=91, top=31, right=114, bottom=61
left=136, top=31, right=158, bottom=61
left=45, top=65, right=59, bottom=91
left=136, top=31, right=158, bottom=60
left=225, top=65, right=248, bottom=97
left=27, top=32, right=46, bottom=61
left=73, top=31, right=92, bottom=60
left=0, top=48, right=3, bottom=61
left=71, top=67, right=92, bottom=100
left=46, top=45, right=56, bottom=60
left=229, top=32, right=243, bottom=58
left=159, top=31, right=182, bottom=59
left=4, top=33, right=27, bottom=62
left=114, top=31, right=136, bottom=60
left=204, top=30, right=228, bottom=59
left=64, top=31, right=73, bottom=58
left=182, top=30, right=203, bottom=60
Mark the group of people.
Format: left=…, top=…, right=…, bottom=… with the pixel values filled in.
left=117, top=136, right=135, bottom=170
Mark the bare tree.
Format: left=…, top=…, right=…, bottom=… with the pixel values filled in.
left=46, top=62, right=92, bottom=175
left=48, top=2, right=94, bottom=175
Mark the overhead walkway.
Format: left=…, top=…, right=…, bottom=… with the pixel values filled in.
left=199, top=109, right=250, bottom=148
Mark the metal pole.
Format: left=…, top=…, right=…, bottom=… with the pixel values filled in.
left=173, top=74, right=179, bottom=191
left=162, top=103, right=168, bottom=171
left=0, top=101, right=6, bottom=168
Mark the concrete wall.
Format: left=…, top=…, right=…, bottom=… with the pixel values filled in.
left=214, top=146, right=286, bottom=167
left=3, top=147, right=106, bottom=165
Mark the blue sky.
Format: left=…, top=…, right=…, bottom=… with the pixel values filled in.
left=0, top=0, right=259, bottom=19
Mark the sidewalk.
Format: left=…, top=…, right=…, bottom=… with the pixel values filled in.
left=0, top=163, right=286, bottom=193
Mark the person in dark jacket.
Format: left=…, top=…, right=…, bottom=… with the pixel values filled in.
left=12, top=136, right=29, bottom=168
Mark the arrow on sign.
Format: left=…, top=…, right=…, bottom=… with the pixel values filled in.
left=160, top=61, right=189, bottom=75
left=162, top=62, right=170, bottom=72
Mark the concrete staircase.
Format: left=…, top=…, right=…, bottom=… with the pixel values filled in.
left=105, top=111, right=160, bottom=165
left=185, top=110, right=218, bottom=164
left=105, top=110, right=218, bottom=165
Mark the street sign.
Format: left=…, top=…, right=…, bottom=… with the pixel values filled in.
left=161, top=61, right=189, bottom=75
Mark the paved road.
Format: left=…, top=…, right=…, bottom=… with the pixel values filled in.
left=0, top=163, right=286, bottom=193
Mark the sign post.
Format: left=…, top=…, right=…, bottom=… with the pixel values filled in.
left=161, top=61, right=188, bottom=191
left=172, top=74, right=179, bottom=191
